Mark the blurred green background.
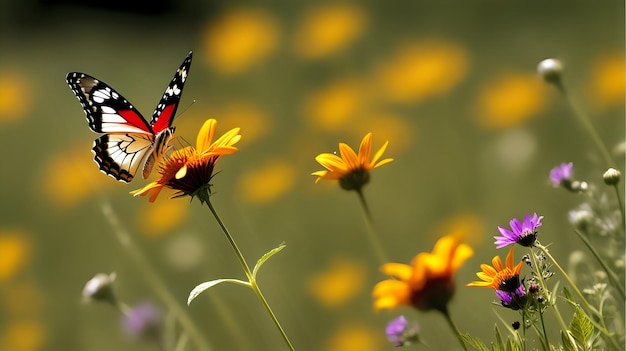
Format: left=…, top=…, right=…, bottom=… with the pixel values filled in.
left=0, top=0, right=623, bottom=350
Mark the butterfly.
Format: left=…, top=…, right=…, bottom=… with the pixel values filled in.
left=66, top=51, right=192, bottom=183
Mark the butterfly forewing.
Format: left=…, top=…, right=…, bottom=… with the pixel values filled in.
left=66, top=73, right=153, bottom=135
left=66, top=51, right=193, bottom=183
left=150, top=51, right=192, bottom=134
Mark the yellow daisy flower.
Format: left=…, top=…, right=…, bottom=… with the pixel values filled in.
left=131, top=119, right=241, bottom=203
left=373, top=235, right=473, bottom=313
left=312, top=132, right=393, bottom=190
left=466, top=246, right=524, bottom=292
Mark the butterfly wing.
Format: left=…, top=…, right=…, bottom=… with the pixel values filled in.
left=66, top=51, right=193, bottom=183
left=141, top=51, right=193, bottom=179
left=149, top=51, right=193, bottom=134
left=66, top=72, right=155, bottom=182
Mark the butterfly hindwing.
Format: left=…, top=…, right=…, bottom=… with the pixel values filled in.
left=93, top=133, right=154, bottom=182
left=66, top=51, right=193, bottom=183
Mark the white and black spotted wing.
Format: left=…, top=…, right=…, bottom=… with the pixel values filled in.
left=66, top=51, right=193, bottom=182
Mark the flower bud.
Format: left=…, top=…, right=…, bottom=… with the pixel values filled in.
left=537, top=58, right=563, bottom=84
left=603, top=168, right=620, bottom=186
left=83, top=272, right=117, bottom=304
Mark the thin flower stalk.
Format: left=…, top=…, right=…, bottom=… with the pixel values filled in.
left=572, top=229, right=626, bottom=300
left=101, top=201, right=213, bottom=351
left=313, top=133, right=394, bottom=264
left=356, top=188, right=388, bottom=264
left=206, top=199, right=295, bottom=351
left=543, top=64, right=615, bottom=168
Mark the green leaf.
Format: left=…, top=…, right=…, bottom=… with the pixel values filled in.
left=252, top=242, right=286, bottom=278
left=187, top=278, right=250, bottom=306
left=460, top=333, right=489, bottom=351
left=569, top=304, right=594, bottom=347
left=561, top=330, right=577, bottom=351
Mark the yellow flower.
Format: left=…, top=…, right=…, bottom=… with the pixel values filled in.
left=312, top=133, right=393, bottom=191
left=466, top=246, right=523, bottom=292
left=131, top=119, right=241, bottom=202
left=373, top=235, right=473, bottom=313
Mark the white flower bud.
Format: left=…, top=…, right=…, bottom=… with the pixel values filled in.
left=537, top=58, right=563, bottom=84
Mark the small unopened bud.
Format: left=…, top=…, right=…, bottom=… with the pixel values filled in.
left=537, top=58, right=563, bottom=84
left=603, top=168, right=620, bottom=186
left=83, top=272, right=117, bottom=304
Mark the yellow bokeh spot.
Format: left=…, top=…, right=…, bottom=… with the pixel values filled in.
left=589, top=52, right=625, bottom=109
left=375, top=40, right=468, bottom=103
left=136, top=200, right=188, bottom=237
left=0, top=70, right=28, bottom=123
left=2, top=280, right=43, bottom=318
left=217, top=102, right=270, bottom=144
left=432, top=213, right=485, bottom=247
left=0, top=230, right=31, bottom=282
left=324, top=323, right=382, bottom=351
left=237, top=160, right=295, bottom=203
left=303, top=78, right=365, bottom=131
left=42, top=144, right=113, bottom=208
left=359, top=112, right=415, bottom=153
left=0, top=321, right=45, bottom=351
left=307, top=257, right=365, bottom=307
left=475, top=73, right=547, bottom=129
left=294, top=3, right=367, bottom=60
left=202, top=8, right=279, bottom=75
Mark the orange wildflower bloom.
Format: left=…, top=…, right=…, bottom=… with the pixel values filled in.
left=131, top=119, right=241, bottom=203
left=466, top=246, right=523, bottom=292
left=373, top=235, right=473, bottom=313
left=312, top=132, right=393, bottom=191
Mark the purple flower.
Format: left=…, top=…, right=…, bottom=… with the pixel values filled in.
left=121, top=302, right=163, bottom=339
left=494, top=213, right=543, bottom=249
left=496, top=284, right=526, bottom=310
left=385, top=315, right=419, bottom=347
left=550, top=162, right=573, bottom=187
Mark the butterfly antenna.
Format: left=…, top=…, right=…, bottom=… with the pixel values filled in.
left=177, top=99, right=196, bottom=119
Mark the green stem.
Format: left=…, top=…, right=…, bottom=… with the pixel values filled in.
left=101, top=202, right=213, bottom=351
left=440, top=308, right=468, bottom=351
left=355, top=188, right=388, bottom=264
left=206, top=200, right=296, bottom=351
left=537, top=303, right=550, bottom=351
left=554, top=80, right=615, bottom=168
left=612, top=184, right=625, bottom=230
left=572, top=229, right=626, bottom=300
left=530, top=250, right=571, bottom=345
left=535, top=244, right=598, bottom=315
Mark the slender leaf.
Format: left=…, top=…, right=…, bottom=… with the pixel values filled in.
left=187, top=278, right=250, bottom=305
left=252, top=242, right=286, bottom=278
left=460, top=333, right=489, bottom=351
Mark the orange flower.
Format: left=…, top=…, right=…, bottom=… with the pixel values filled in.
left=373, top=235, right=473, bottom=313
left=131, top=119, right=241, bottom=202
left=466, top=246, right=523, bottom=292
left=312, top=132, right=393, bottom=191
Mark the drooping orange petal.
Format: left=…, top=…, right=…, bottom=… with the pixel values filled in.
left=380, top=262, right=412, bottom=281
left=130, top=182, right=166, bottom=203
left=479, top=263, right=497, bottom=277
left=315, top=153, right=349, bottom=173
